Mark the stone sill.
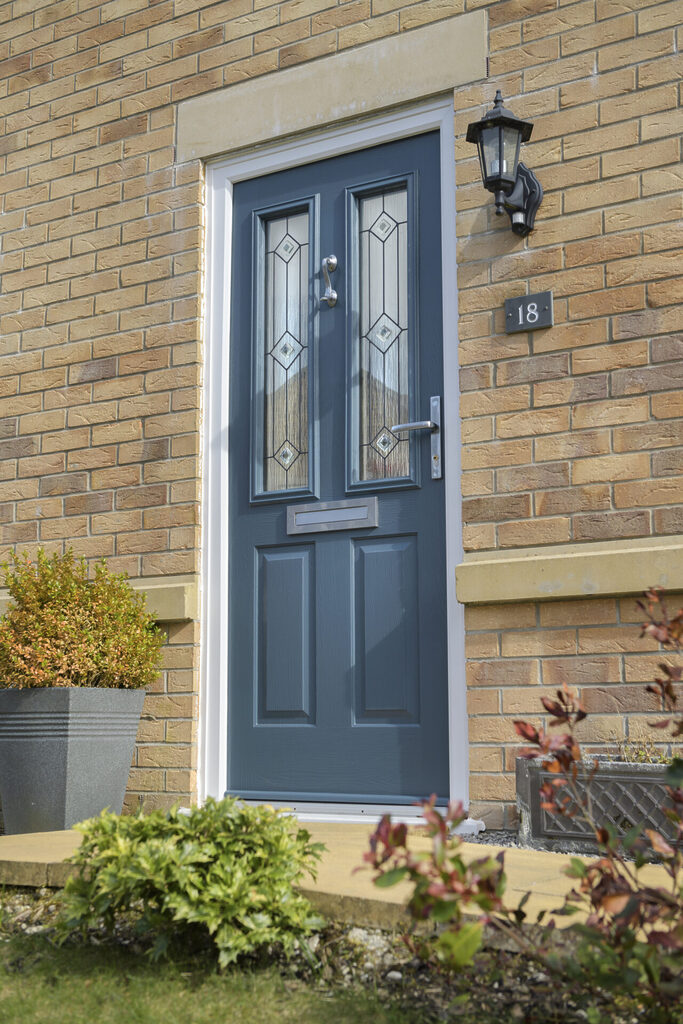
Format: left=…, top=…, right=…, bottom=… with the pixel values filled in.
left=0, top=574, right=199, bottom=624
left=456, top=535, right=683, bottom=605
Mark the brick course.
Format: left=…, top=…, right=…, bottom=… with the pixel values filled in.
left=1, top=0, right=681, bottom=817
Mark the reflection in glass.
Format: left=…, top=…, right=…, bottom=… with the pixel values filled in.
left=263, top=212, right=309, bottom=492
left=358, top=188, right=410, bottom=481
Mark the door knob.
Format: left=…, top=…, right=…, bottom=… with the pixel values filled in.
left=391, top=396, right=442, bottom=480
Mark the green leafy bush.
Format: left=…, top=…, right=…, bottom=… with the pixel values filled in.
left=0, top=548, right=162, bottom=689
left=59, top=798, right=325, bottom=967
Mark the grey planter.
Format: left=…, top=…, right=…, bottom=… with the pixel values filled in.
left=0, top=687, right=144, bottom=835
left=516, top=757, right=676, bottom=852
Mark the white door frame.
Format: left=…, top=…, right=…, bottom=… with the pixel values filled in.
left=200, top=96, right=468, bottom=821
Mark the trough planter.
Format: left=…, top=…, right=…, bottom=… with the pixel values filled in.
left=516, top=757, right=676, bottom=852
left=0, top=687, right=144, bottom=835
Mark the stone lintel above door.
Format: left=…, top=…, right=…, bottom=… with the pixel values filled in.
left=176, top=11, right=486, bottom=163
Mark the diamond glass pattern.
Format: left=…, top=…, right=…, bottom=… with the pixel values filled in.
left=356, top=188, right=410, bottom=481
left=368, top=314, right=400, bottom=353
left=262, top=212, right=309, bottom=492
left=274, top=440, right=300, bottom=470
left=371, top=428, right=398, bottom=458
left=370, top=212, right=397, bottom=241
left=275, top=234, right=300, bottom=263
left=272, top=332, right=302, bottom=370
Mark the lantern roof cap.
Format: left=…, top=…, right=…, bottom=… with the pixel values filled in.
left=466, top=90, right=534, bottom=144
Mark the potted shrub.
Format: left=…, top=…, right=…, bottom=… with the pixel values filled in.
left=0, top=549, right=163, bottom=835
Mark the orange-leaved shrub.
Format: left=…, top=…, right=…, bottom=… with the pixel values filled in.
left=0, top=549, right=163, bottom=689
left=364, top=589, right=683, bottom=1020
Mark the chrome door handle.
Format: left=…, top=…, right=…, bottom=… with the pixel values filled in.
left=391, top=419, right=437, bottom=433
left=391, top=396, right=442, bottom=480
left=321, top=254, right=337, bottom=307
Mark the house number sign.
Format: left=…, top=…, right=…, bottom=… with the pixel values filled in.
left=504, top=291, right=553, bottom=333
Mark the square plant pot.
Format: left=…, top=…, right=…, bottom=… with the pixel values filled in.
left=0, top=687, right=144, bottom=835
left=516, top=757, right=676, bottom=852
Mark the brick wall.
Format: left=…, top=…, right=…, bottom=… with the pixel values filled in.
left=453, top=0, right=682, bottom=826
left=454, top=0, right=682, bottom=554
left=465, top=594, right=681, bottom=827
left=1, top=0, right=681, bottom=817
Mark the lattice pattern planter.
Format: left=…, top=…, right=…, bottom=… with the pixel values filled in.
left=516, top=758, right=676, bottom=851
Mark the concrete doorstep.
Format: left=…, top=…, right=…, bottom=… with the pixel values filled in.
left=0, top=822, right=672, bottom=931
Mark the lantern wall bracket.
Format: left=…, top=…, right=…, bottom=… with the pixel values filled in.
left=501, top=162, right=543, bottom=237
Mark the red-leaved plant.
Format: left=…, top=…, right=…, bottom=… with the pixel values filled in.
left=363, top=589, right=683, bottom=1018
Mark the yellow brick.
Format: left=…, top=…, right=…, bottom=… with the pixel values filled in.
left=465, top=632, right=500, bottom=660
left=614, top=476, right=683, bottom=509
left=571, top=340, right=648, bottom=375
left=165, top=770, right=196, bottom=794
left=460, top=384, right=529, bottom=418
left=18, top=454, right=66, bottom=479
left=462, top=468, right=494, bottom=496
left=539, top=598, right=617, bottom=628
left=166, top=669, right=197, bottom=693
left=577, top=626, right=656, bottom=655
left=137, top=744, right=195, bottom=769
left=495, top=407, right=569, bottom=439
left=166, top=720, right=194, bottom=743
left=142, top=550, right=196, bottom=575
left=572, top=452, right=651, bottom=485
left=501, top=630, right=575, bottom=658
left=501, top=686, right=559, bottom=716
left=462, top=439, right=532, bottom=471
left=40, top=515, right=89, bottom=540
left=574, top=715, right=625, bottom=744
left=468, top=773, right=515, bottom=802
left=461, top=418, right=494, bottom=445
left=465, top=603, right=536, bottom=630
left=92, top=510, right=143, bottom=534
left=599, top=28, right=674, bottom=72
left=604, top=193, right=682, bottom=233
left=572, top=396, right=649, bottom=429
left=652, top=391, right=683, bottom=420
left=469, top=746, right=503, bottom=773
left=498, top=517, right=571, bottom=547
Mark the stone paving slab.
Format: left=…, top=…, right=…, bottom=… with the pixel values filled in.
left=0, top=823, right=670, bottom=930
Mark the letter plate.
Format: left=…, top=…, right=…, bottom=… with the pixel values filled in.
left=287, top=497, right=378, bottom=535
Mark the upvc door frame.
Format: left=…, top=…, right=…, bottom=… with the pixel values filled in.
left=200, top=96, right=467, bottom=822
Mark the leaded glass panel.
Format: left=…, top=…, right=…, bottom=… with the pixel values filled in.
left=357, top=188, right=410, bottom=481
left=262, top=212, right=309, bottom=492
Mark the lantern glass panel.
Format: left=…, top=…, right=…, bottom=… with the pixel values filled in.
left=502, top=126, right=521, bottom=187
left=480, top=126, right=501, bottom=184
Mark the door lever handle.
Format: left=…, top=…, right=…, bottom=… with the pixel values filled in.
left=321, top=255, right=338, bottom=307
left=391, top=396, right=442, bottom=480
left=391, top=419, right=437, bottom=433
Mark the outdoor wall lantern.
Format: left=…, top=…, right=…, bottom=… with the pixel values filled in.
left=466, top=90, right=543, bottom=237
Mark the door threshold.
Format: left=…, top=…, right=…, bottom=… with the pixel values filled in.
left=241, top=799, right=486, bottom=835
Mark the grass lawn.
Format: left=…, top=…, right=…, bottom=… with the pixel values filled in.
left=0, top=935, right=419, bottom=1024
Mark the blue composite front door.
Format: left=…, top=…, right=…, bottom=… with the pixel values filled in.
left=228, top=132, right=449, bottom=805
